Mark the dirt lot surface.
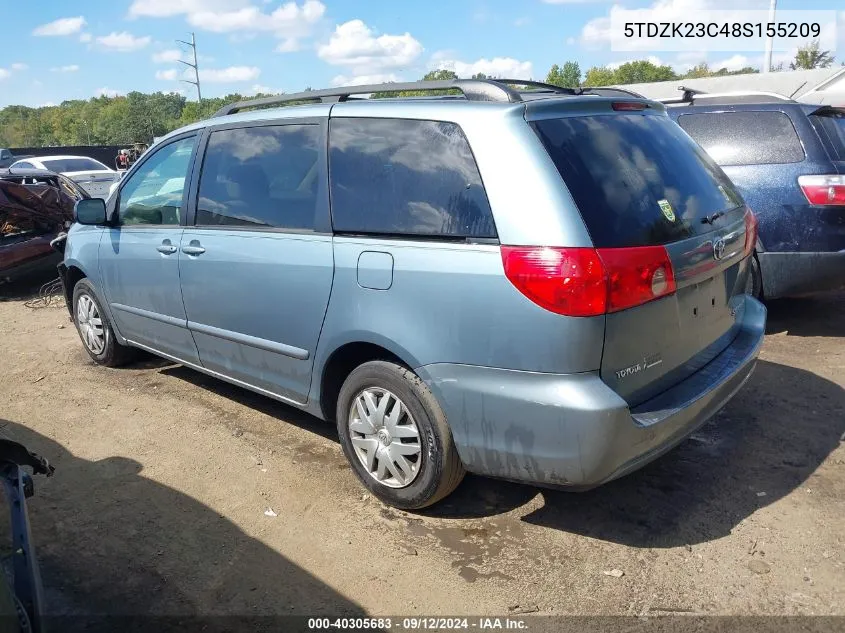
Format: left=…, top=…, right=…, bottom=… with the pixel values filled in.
left=0, top=283, right=843, bottom=627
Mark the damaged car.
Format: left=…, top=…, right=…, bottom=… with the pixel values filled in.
left=0, top=169, right=87, bottom=285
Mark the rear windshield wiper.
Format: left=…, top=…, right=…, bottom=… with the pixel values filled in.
left=701, top=210, right=727, bottom=225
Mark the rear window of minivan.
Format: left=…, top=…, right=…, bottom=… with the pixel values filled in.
left=676, top=111, right=805, bottom=166
left=532, top=113, right=744, bottom=249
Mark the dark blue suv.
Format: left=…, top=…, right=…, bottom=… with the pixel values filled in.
left=665, top=91, right=845, bottom=299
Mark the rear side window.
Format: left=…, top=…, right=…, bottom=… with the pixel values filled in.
left=677, top=111, right=805, bottom=166
left=811, top=111, right=845, bottom=161
left=533, top=113, right=744, bottom=248
left=329, top=118, right=496, bottom=239
left=197, top=125, right=321, bottom=230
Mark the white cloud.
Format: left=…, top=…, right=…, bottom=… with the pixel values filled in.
left=250, top=83, right=274, bottom=94
left=318, top=20, right=423, bottom=76
left=0, top=69, right=10, bottom=80
left=156, top=69, right=180, bottom=80
left=275, top=38, right=300, bottom=53
left=95, top=87, right=123, bottom=98
left=187, top=0, right=325, bottom=38
left=152, top=49, right=183, bottom=63
left=96, top=32, right=152, bottom=52
left=11, top=63, right=28, bottom=71
left=79, top=33, right=92, bottom=43
left=51, top=65, right=81, bottom=73
left=435, top=57, right=533, bottom=79
left=128, top=0, right=246, bottom=18
left=199, top=66, right=261, bottom=82
left=33, top=16, right=86, bottom=37
left=331, top=73, right=402, bottom=87
left=711, top=54, right=753, bottom=72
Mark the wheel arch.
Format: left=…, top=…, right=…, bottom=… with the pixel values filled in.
left=316, top=337, right=420, bottom=422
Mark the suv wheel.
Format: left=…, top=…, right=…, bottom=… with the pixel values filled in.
left=745, top=253, right=763, bottom=300
left=72, top=279, right=136, bottom=367
left=336, top=361, right=465, bottom=509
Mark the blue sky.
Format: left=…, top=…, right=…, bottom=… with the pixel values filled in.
left=2, top=0, right=843, bottom=107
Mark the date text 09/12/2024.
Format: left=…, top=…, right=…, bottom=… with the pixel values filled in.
left=307, top=617, right=530, bottom=630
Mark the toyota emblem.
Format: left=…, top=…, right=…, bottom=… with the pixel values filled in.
left=713, top=238, right=726, bottom=260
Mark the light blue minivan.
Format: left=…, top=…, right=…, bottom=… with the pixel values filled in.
left=62, top=79, right=766, bottom=508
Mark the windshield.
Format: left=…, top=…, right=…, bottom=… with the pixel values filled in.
left=532, top=112, right=744, bottom=248
left=41, top=158, right=109, bottom=173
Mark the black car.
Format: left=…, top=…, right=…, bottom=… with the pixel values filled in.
left=664, top=90, right=845, bottom=299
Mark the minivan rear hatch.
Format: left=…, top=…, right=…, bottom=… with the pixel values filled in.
left=532, top=104, right=753, bottom=406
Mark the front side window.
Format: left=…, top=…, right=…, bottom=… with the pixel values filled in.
left=118, top=136, right=196, bottom=226
left=329, top=118, right=496, bottom=239
left=196, top=124, right=321, bottom=230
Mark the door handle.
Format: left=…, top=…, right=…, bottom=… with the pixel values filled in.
left=156, top=243, right=177, bottom=255
left=181, top=244, right=206, bottom=256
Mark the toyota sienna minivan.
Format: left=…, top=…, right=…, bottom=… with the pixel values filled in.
left=61, top=79, right=766, bottom=509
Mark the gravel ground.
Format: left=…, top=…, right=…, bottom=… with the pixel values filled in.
left=0, top=282, right=843, bottom=627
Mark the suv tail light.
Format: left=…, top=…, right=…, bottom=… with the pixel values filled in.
left=743, top=208, right=758, bottom=257
left=798, top=175, right=845, bottom=206
left=501, top=245, right=676, bottom=317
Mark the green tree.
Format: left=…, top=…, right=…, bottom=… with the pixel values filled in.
left=546, top=61, right=581, bottom=88
left=612, top=60, right=677, bottom=84
left=791, top=40, right=835, bottom=70
left=582, top=66, right=617, bottom=87
left=683, top=62, right=712, bottom=79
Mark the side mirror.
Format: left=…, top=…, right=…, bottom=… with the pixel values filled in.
left=74, top=198, right=107, bottom=225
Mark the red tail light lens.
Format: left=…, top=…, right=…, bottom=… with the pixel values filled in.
left=500, top=245, right=676, bottom=317
left=611, top=101, right=647, bottom=111
left=500, top=247, right=607, bottom=316
left=743, top=208, right=758, bottom=257
left=798, top=175, right=845, bottom=206
left=596, top=246, right=676, bottom=313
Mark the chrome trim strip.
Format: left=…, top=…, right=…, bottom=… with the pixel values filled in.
left=124, top=339, right=307, bottom=406
left=187, top=321, right=309, bottom=360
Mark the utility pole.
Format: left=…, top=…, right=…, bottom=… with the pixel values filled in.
left=763, top=0, right=777, bottom=73
left=177, top=32, right=202, bottom=102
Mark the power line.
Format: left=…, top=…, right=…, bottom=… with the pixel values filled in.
left=177, top=32, right=202, bottom=102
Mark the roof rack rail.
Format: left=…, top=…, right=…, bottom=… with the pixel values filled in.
left=491, top=79, right=578, bottom=94
left=213, top=79, right=524, bottom=117
left=659, top=86, right=795, bottom=105
left=658, top=85, right=707, bottom=105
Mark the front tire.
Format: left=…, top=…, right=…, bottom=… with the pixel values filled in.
left=72, top=279, right=136, bottom=367
left=336, top=361, right=465, bottom=509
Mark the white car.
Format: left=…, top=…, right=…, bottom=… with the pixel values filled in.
left=9, top=155, right=121, bottom=199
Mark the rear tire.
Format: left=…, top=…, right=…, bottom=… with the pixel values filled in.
left=745, top=253, right=764, bottom=300
left=72, top=279, right=136, bottom=367
left=336, top=361, right=465, bottom=509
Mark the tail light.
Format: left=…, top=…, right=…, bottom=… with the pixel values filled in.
left=501, top=245, right=675, bottom=317
left=612, top=101, right=647, bottom=111
left=798, top=175, right=845, bottom=206
left=743, top=208, right=758, bottom=257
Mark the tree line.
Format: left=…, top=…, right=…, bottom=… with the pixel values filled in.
left=0, top=40, right=836, bottom=149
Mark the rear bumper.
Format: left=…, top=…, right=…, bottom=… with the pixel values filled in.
left=421, top=295, right=766, bottom=488
left=758, top=251, right=845, bottom=299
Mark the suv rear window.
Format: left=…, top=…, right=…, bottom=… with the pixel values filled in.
left=532, top=113, right=744, bottom=249
left=676, top=111, right=805, bottom=166
left=329, top=118, right=496, bottom=239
